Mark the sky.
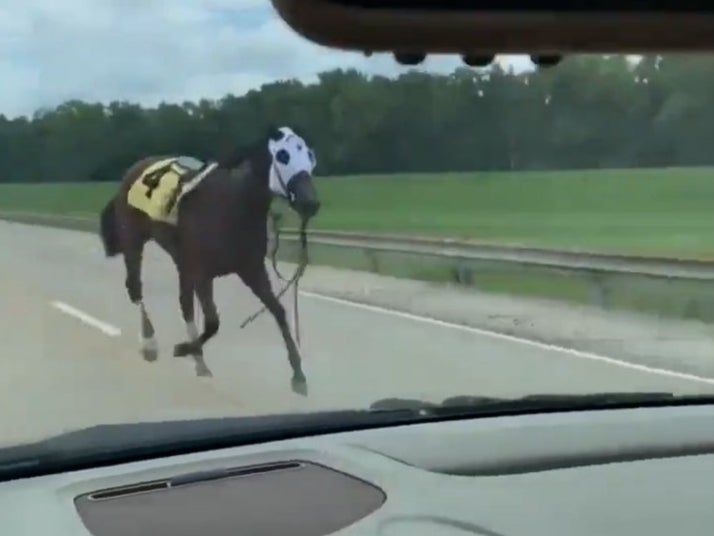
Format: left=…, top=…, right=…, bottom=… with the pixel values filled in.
left=0, top=0, right=536, bottom=118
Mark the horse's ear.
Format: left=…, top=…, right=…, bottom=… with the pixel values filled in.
left=267, top=124, right=283, bottom=142
left=291, top=125, right=310, bottom=144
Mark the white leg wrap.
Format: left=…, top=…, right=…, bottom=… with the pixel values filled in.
left=141, top=335, right=158, bottom=352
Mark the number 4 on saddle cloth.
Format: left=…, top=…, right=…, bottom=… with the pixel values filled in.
left=127, top=156, right=212, bottom=225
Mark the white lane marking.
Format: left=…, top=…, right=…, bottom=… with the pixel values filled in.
left=301, top=291, right=714, bottom=386
left=51, top=301, right=122, bottom=337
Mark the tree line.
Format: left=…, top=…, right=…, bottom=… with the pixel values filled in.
left=0, top=54, right=712, bottom=183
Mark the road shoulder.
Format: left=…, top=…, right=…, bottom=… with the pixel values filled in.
left=294, top=262, right=714, bottom=380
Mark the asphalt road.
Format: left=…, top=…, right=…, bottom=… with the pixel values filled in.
left=1, top=221, right=713, bottom=446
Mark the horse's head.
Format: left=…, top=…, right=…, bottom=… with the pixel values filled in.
left=267, top=126, right=320, bottom=221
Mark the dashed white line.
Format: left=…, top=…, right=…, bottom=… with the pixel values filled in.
left=51, top=301, right=122, bottom=337
left=301, top=291, right=714, bottom=387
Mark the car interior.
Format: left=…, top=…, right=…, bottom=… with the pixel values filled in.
left=2, top=1, right=713, bottom=535
left=3, top=400, right=714, bottom=535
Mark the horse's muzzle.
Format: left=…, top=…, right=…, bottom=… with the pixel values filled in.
left=288, top=172, right=321, bottom=219
left=299, top=198, right=321, bottom=220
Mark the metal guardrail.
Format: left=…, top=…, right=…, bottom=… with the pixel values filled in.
left=277, top=228, right=714, bottom=282
left=275, top=228, right=714, bottom=321
left=2, top=210, right=713, bottom=278
left=2, top=210, right=713, bottom=320
left=2, top=210, right=713, bottom=281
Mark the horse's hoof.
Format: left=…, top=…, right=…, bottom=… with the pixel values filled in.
left=196, top=364, right=213, bottom=378
left=141, top=348, right=158, bottom=362
left=291, top=375, right=308, bottom=397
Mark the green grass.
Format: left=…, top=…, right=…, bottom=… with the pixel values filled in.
left=309, top=167, right=714, bottom=259
left=1, top=166, right=713, bottom=258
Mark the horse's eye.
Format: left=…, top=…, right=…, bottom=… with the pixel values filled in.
left=276, top=149, right=290, bottom=165
left=308, top=149, right=316, bottom=164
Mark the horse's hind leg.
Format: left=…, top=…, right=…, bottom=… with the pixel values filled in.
left=174, top=276, right=218, bottom=378
left=119, top=221, right=156, bottom=361
left=152, top=227, right=205, bottom=375
left=138, top=300, right=158, bottom=362
left=241, top=266, right=307, bottom=396
left=176, top=274, right=215, bottom=378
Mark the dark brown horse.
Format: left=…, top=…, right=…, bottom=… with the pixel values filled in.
left=98, top=126, right=320, bottom=395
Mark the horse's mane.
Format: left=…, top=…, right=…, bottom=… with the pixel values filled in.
left=214, top=125, right=310, bottom=171
left=215, top=138, right=267, bottom=170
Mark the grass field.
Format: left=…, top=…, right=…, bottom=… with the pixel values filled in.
left=1, top=167, right=712, bottom=258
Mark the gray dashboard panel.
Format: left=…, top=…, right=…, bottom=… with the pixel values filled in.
left=2, top=404, right=714, bottom=536
left=74, top=461, right=386, bottom=536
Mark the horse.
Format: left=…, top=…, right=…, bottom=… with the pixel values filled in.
left=98, top=126, right=320, bottom=396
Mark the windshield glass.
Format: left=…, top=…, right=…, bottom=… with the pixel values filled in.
left=1, top=2, right=713, bottom=453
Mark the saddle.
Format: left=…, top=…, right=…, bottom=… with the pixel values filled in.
left=127, top=156, right=207, bottom=224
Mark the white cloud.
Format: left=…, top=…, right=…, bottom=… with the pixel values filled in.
left=0, top=0, right=534, bottom=118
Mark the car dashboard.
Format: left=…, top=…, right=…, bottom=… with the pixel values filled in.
left=2, top=403, right=714, bottom=536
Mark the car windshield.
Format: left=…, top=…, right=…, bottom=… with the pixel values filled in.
left=0, top=2, right=713, bottom=455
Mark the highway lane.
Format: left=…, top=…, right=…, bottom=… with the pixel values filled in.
left=1, top=220, right=713, bottom=445
left=0, top=251, right=245, bottom=446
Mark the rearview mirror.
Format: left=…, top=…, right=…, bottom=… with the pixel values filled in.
left=270, top=0, right=714, bottom=57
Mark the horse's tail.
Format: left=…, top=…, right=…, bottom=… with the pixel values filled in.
left=100, top=197, right=121, bottom=257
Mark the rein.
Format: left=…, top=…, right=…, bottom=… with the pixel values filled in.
left=239, top=162, right=309, bottom=345
left=269, top=210, right=286, bottom=281
left=268, top=161, right=291, bottom=282
left=239, top=218, right=308, bottom=345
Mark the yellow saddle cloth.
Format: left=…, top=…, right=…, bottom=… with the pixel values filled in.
left=127, top=157, right=201, bottom=224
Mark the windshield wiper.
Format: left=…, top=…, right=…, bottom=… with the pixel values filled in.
left=369, top=391, right=714, bottom=417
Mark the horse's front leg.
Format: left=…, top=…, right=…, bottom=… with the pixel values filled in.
left=241, top=266, right=307, bottom=396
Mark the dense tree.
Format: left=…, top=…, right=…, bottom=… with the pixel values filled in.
left=0, top=55, right=712, bottom=183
